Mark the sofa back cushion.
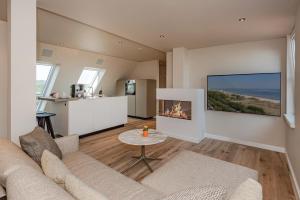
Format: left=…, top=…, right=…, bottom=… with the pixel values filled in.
left=6, top=166, right=75, bottom=200
left=63, top=151, right=164, bottom=200
left=19, top=127, right=62, bottom=166
left=0, top=139, right=41, bottom=187
left=54, top=135, right=79, bottom=156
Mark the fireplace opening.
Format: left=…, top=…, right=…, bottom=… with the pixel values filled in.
left=159, top=100, right=192, bottom=120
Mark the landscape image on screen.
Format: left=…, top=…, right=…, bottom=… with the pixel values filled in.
left=207, top=73, right=281, bottom=116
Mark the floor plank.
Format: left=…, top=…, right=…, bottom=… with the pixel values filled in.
left=80, top=118, right=296, bottom=200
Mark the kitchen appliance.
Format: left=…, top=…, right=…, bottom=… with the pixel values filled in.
left=71, top=84, right=88, bottom=98
left=125, top=80, right=136, bottom=95
left=117, top=79, right=156, bottom=118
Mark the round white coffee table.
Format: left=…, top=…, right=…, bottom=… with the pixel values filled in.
left=118, top=129, right=167, bottom=173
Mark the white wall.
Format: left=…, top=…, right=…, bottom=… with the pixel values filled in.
left=166, top=52, right=173, bottom=88
left=38, top=42, right=137, bottom=97
left=286, top=4, right=300, bottom=195
left=173, top=48, right=189, bottom=88
left=168, top=38, right=287, bottom=148
left=0, top=20, right=8, bottom=139
left=127, top=60, right=159, bottom=86
left=8, top=0, right=37, bottom=144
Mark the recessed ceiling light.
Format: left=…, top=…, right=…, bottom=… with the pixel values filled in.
left=160, top=34, right=167, bottom=38
left=238, top=18, right=246, bottom=22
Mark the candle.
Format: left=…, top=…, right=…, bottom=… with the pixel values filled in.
left=143, top=126, right=149, bottom=137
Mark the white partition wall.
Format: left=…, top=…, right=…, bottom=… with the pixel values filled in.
left=8, top=0, right=37, bottom=144
left=156, top=89, right=205, bottom=143
left=0, top=21, right=8, bottom=139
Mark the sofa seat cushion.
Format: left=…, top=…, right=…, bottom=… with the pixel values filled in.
left=0, top=139, right=42, bottom=187
left=65, top=174, right=108, bottom=200
left=63, top=152, right=163, bottom=200
left=141, top=150, right=258, bottom=199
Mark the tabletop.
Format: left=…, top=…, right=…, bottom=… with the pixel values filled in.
left=118, top=129, right=167, bottom=146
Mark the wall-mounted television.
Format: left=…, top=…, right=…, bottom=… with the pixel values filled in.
left=207, top=73, right=281, bottom=116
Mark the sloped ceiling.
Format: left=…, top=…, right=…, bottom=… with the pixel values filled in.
left=37, top=9, right=165, bottom=62
left=37, top=0, right=298, bottom=51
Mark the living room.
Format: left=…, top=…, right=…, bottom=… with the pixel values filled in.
left=0, top=0, right=300, bottom=200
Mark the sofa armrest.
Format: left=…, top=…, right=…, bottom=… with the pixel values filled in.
left=6, top=167, right=75, bottom=200
left=54, top=135, right=79, bottom=155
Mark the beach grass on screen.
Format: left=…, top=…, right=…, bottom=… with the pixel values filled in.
left=207, top=73, right=281, bottom=116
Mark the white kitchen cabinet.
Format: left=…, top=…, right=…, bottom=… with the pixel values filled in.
left=48, top=96, right=128, bottom=136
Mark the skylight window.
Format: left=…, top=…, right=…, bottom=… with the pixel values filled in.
left=78, top=68, right=105, bottom=95
left=36, top=63, right=58, bottom=111
left=36, top=64, right=53, bottom=96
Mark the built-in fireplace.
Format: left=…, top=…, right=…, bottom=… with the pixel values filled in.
left=159, top=100, right=192, bottom=120
left=157, top=89, right=205, bottom=143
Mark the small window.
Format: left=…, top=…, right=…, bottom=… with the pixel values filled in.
left=78, top=68, right=105, bottom=95
left=285, top=32, right=296, bottom=128
left=36, top=63, right=58, bottom=111
left=291, top=33, right=296, bottom=64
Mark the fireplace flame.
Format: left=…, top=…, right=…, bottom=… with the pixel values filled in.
left=164, top=102, right=189, bottom=119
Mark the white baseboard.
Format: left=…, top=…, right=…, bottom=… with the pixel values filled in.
left=166, top=133, right=204, bottom=143
left=205, top=133, right=286, bottom=153
left=286, top=154, right=300, bottom=200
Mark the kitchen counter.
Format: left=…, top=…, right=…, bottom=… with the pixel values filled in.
left=45, top=96, right=128, bottom=136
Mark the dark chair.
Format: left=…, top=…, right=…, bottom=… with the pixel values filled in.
left=36, top=112, right=56, bottom=138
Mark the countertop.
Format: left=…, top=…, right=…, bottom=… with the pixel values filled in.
left=38, top=96, right=80, bottom=102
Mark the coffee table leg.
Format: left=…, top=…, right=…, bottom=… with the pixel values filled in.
left=140, top=145, right=154, bottom=172
left=122, top=145, right=162, bottom=173
left=121, top=157, right=143, bottom=173
left=132, top=156, right=162, bottom=161
left=145, top=157, right=163, bottom=161
left=143, top=158, right=153, bottom=172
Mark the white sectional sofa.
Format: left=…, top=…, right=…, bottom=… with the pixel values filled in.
left=0, top=135, right=262, bottom=200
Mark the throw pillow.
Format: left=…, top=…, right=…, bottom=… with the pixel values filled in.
left=65, top=174, right=108, bottom=200
left=41, top=150, right=71, bottom=187
left=19, top=127, right=62, bottom=166
left=229, top=178, right=262, bottom=200
left=161, top=185, right=227, bottom=200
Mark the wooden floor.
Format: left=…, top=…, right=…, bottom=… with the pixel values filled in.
left=80, top=118, right=296, bottom=200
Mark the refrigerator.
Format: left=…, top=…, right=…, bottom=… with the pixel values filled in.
left=117, top=79, right=156, bottom=118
